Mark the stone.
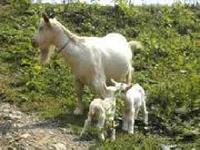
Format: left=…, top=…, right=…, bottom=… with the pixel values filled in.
left=0, top=120, right=12, bottom=135
left=50, top=143, right=66, bottom=150
left=0, top=102, right=92, bottom=150
left=7, top=146, right=17, bottom=150
left=160, top=144, right=178, bottom=150
left=20, top=133, right=31, bottom=139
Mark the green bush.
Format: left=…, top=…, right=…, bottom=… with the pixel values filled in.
left=11, top=0, right=31, bottom=13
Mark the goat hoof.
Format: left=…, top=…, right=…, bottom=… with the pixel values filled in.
left=73, top=107, right=83, bottom=115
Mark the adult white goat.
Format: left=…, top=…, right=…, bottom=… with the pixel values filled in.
left=80, top=84, right=120, bottom=141
left=32, top=13, right=142, bottom=115
left=112, top=80, right=148, bottom=134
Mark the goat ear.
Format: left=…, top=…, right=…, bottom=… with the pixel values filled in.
left=110, top=78, right=117, bottom=85
left=42, top=13, right=50, bottom=24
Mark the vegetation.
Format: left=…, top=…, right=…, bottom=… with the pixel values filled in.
left=0, top=1, right=199, bottom=149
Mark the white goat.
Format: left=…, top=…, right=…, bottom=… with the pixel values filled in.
left=32, top=13, right=142, bottom=115
left=80, top=84, right=120, bottom=141
left=112, top=80, right=148, bottom=134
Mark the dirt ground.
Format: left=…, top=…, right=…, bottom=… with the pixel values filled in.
left=0, top=102, right=94, bottom=150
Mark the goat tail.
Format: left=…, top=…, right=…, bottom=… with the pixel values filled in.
left=128, top=41, right=143, bottom=51
left=126, top=65, right=134, bottom=84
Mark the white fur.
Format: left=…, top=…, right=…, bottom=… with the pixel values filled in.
left=111, top=80, right=148, bottom=134
left=32, top=15, right=141, bottom=114
left=122, top=83, right=148, bottom=134
left=80, top=84, right=119, bottom=141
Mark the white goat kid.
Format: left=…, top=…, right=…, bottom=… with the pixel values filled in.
left=80, top=84, right=120, bottom=141
left=112, top=80, right=148, bottom=134
left=32, top=13, right=141, bottom=115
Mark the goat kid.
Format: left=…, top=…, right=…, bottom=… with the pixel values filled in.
left=111, top=80, right=148, bottom=134
left=80, top=84, right=120, bottom=141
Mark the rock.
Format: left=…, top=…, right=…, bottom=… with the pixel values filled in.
left=160, top=144, right=178, bottom=150
left=8, top=113, right=22, bottom=120
left=13, top=143, right=29, bottom=150
left=0, top=120, right=12, bottom=135
left=1, top=103, right=11, bottom=109
left=180, top=70, right=187, bottom=74
left=13, top=122, right=23, bottom=128
left=48, top=130, right=55, bottom=135
left=160, top=144, right=171, bottom=150
left=50, top=143, right=67, bottom=150
left=59, top=128, right=67, bottom=134
left=2, top=108, right=11, bottom=113
left=7, top=146, right=17, bottom=150
left=0, top=102, right=93, bottom=150
left=20, top=133, right=31, bottom=139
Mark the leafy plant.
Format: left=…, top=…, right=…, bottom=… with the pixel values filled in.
left=11, top=0, right=31, bottom=12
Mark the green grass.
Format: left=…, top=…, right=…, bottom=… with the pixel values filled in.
left=0, top=2, right=199, bottom=149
